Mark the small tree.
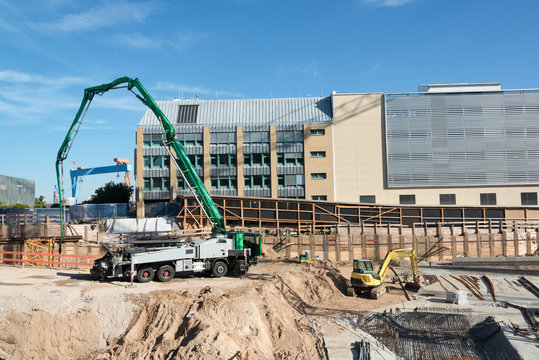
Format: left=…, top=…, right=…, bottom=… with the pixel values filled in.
left=34, top=195, right=46, bottom=208
left=86, top=181, right=133, bottom=204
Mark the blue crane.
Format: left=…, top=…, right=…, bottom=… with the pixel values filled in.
left=70, top=158, right=133, bottom=203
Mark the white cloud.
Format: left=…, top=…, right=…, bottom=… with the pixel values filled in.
left=277, top=62, right=320, bottom=79
left=361, top=62, right=383, bottom=76
left=29, top=1, right=156, bottom=34
left=111, top=30, right=207, bottom=52
left=362, top=0, right=417, bottom=7
left=153, top=81, right=246, bottom=99
left=0, top=70, right=86, bottom=87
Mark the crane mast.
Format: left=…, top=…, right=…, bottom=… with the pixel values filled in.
left=55, top=77, right=226, bottom=238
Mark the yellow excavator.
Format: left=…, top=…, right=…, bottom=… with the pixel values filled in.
left=348, top=248, right=421, bottom=299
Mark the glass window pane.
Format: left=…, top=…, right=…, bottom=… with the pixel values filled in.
left=285, top=175, right=295, bottom=185
left=253, top=153, right=262, bottom=165
left=261, top=132, right=269, bottom=142
left=153, top=177, right=162, bottom=189
left=210, top=133, right=218, bottom=143
left=219, top=154, right=228, bottom=166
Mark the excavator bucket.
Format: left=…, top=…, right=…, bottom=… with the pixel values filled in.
left=404, top=282, right=421, bottom=292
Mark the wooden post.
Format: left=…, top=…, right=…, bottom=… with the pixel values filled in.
left=476, top=232, right=482, bottom=258
left=526, top=232, right=532, bottom=255
left=451, top=225, right=457, bottom=258
left=361, top=232, right=367, bottom=259
left=513, top=227, right=519, bottom=256
left=412, top=225, right=417, bottom=256
left=386, top=224, right=392, bottom=253
left=297, top=234, right=302, bottom=257
left=335, top=234, right=341, bottom=262
left=285, top=234, right=292, bottom=258
left=502, top=231, right=508, bottom=257
left=463, top=230, right=469, bottom=257
left=349, top=234, right=355, bottom=261
left=309, top=233, right=315, bottom=258
left=0, top=214, right=3, bottom=238
left=323, top=233, right=329, bottom=261
left=489, top=233, right=494, bottom=257
left=374, top=224, right=380, bottom=262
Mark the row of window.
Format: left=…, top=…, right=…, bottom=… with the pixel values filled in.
left=358, top=193, right=539, bottom=206
left=144, top=151, right=326, bottom=169
left=144, top=129, right=327, bottom=147
left=144, top=133, right=203, bottom=147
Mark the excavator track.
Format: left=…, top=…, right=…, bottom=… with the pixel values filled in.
left=370, top=286, right=387, bottom=299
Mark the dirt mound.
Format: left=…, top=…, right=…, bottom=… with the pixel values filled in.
left=95, top=282, right=328, bottom=360
left=0, top=309, right=101, bottom=360
left=0, top=261, right=399, bottom=360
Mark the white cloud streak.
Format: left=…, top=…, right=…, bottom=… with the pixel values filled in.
left=361, top=62, right=383, bottom=76
left=111, top=30, right=207, bottom=51
left=0, top=70, right=145, bottom=128
left=29, top=1, right=156, bottom=34
left=153, top=81, right=246, bottom=99
left=361, top=0, right=417, bottom=7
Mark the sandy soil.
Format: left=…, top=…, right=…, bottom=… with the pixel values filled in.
left=0, top=259, right=407, bottom=360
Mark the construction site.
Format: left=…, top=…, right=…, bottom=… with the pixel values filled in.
left=1, top=76, right=539, bottom=360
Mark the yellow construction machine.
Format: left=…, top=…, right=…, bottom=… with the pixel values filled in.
left=348, top=248, right=421, bottom=299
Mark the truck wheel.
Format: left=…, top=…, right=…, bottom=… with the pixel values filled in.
left=157, top=265, right=175, bottom=282
left=234, top=262, right=248, bottom=275
left=212, top=261, right=228, bottom=277
left=137, top=267, right=155, bottom=283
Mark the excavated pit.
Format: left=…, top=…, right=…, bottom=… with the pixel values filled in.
left=0, top=261, right=407, bottom=360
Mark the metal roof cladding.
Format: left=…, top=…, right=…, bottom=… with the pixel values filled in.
left=138, top=96, right=333, bottom=127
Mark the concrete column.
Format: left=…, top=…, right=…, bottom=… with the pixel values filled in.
left=270, top=125, right=278, bottom=198
left=135, top=128, right=145, bottom=218
left=236, top=126, right=244, bottom=197
left=203, top=127, right=211, bottom=192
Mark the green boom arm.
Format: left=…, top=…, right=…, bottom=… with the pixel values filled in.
left=55, top=77, right=226, bottom=238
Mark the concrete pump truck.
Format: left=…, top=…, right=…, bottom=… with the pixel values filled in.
left=55, top=77, right=261, bottom=283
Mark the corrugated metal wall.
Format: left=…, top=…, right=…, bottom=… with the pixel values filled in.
left=0, top=175, right=35, bottom=206
left=385, top=91, right=539, bottom=187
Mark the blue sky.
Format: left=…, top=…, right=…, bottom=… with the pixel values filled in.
left=1, top=0, right=539, bottom=203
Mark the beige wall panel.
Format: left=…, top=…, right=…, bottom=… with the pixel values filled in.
left=270, top=125, right=278, bottom=198
left=304, top=124, right=334, bottom=201
left=332, top=94, right=384, bottom=203
left=203, top=127, right=211, bottom=192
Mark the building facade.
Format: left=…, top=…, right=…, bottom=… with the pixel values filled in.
left=135, top=83, right=539, bottom=216
left=0, top=175, right=35, bottom=206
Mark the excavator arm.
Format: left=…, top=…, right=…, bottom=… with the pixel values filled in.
left=56, top=77, right=226, bottom=238
left=377, top=248, right=419, bottom=282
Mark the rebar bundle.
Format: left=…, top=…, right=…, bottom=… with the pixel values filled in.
left=360, top=311, right=519, bottom=360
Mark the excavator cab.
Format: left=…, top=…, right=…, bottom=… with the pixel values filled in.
left=353, top=259, right=376, bottom=275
